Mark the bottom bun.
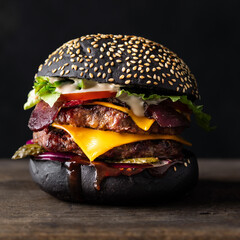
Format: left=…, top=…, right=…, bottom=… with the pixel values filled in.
left=29, top=149, right=198, bottom=203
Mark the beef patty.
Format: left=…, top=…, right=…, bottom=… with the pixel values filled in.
left=54, top=105, right=184, bottom=135
left=33, top=127, right=183, bottom=160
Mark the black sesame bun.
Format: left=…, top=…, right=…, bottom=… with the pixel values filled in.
left=23, top=34, right=201, bottom=204
left=37, top=34, right=199, bottom=100
left=29, top=150, right=198, bottom=204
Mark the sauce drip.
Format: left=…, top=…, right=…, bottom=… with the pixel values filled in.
left=65, top=156, right=182, bottom=196
left=91, top=161, right=143, bottom=190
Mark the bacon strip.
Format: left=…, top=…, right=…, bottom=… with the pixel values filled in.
left=28, top=101, right=63, bottom=131
left=145, top=103, right=190, bottom=128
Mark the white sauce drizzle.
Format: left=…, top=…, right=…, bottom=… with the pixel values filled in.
left=45, top=77, right=166, bottom=117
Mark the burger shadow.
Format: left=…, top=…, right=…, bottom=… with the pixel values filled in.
left=183, top=179, right=240, bottom=205
left=145, top=179, right=240, bottom=208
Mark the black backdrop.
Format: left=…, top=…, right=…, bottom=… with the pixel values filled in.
left=0, top=0, right=239, bottom=158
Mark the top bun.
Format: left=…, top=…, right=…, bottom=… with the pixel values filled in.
left=37, top=34, right=199, bottom=100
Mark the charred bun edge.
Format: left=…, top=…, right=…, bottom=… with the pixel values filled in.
left=37, top=34, right=199, bottom=100
left=29, top=149, right=198, bottom=204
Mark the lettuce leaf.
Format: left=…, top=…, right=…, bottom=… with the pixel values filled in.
left=24, top=76, right=64, bottom=110
left=24, top=77, right=88, bottom=110
left=117, top=89, right=214, bottom=131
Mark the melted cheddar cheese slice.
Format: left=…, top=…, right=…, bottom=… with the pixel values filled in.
left=52, top=123, right=191, bottom=161
left=86, top=101, right=155, bottom=131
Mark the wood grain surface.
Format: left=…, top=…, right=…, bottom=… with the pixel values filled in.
left=0, top=159, right=240, bottom=240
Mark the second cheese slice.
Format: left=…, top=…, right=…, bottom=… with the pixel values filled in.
left=86, top=101, right=155, bottom=131
left=52, top=123, right=191, bottom=161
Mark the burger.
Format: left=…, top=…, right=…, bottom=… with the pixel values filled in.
left=12, top=34, right=212, bottom=203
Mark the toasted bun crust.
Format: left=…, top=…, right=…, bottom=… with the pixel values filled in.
left=29, top=150, right=198, bottom=204
left=37, top=34, right=199, bottom=100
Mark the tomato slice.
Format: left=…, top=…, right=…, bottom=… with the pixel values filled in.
left=60, top=91, right=117, bottom=101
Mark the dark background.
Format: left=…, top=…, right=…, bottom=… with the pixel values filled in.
left=0, top=0, right=239, bottom=158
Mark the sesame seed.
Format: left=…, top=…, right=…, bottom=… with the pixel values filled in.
left=133, top=66, right=137, bottom=71
left=108, top=68, right=112, bottom=74
left=146, top=67, right=150, bottom=73
left=52, top=69, right=57, bottom=73
left=60, top=70, right=65, bottom=76
left=89, top=63, right=94, bottom=68
left=146, top=80, right=151, bottom=84
left=102, top=73, right=106, bottom=78
left=153, top=82, right=158, bottom=85
left=119, top=75, right=125, bottom=80
left=70, top=54, right=76, bottom=58
left=168, top=81, right=173, bottom=85
left=174, top=167, right=177, bottom=172
left=125, top=80, right=130, bottom=84
left=94, top=67, right=98, bottom=72
left=184, top=162, right=188, bottom=167
left=38, top=64, right=43, bottom=71
left=87, top=48, right=91, bottom=53
left=105, top=62, right=109, bottom=66
left=140, top=75, right=145, bottom=79
left=71, top=65, right=78, bottom=70
left=108, top=78, right=114, bottom=82
left=97, top=72, right=102, bottom=77
left=93, top=44, right=99, bottom=48
left=80, top=72, right=84, bottom=77
left=126, top=74, right=132, bottom=78
left=126, top=69, right=131, bottom=73
left=65, top=70, right=70, bottom=74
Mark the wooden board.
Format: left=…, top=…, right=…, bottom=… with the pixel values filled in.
left=0, top=159, right=240, bottom=240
